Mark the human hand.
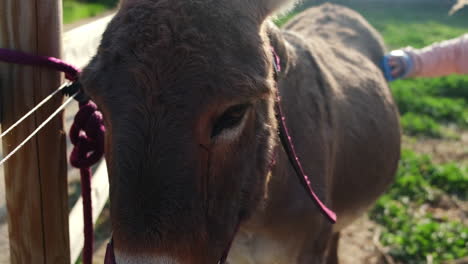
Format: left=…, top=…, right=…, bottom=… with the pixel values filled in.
left=381, top=50, right=414, bottom=81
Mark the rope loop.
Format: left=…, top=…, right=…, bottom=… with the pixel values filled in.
left=70, top=100, right=105, bottom=169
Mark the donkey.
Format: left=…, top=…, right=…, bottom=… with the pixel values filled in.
left=81, top=1, right=401, bottom=263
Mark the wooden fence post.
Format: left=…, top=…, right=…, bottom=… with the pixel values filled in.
left=0, top=0, right=70, bottom=263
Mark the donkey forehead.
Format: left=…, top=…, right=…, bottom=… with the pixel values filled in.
left=120, top=0, right=298, bottom=17
left=98, top=30, right=267, bottom=88
left=116, top=0, right=259, bottom=36
left=82, top=0, right=275, bottom=107
left=120, top=0, right=262, bottom=21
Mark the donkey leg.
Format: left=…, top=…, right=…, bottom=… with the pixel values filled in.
left=297, top=224, right=333, bottom=264
left=325, top=232, right=340, bottom=264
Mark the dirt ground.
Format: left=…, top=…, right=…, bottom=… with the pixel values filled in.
left=404, top=131, right=468, bottom=166
left=339, top=216, right=386, bottom=264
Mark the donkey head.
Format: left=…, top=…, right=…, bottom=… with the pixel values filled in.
left=81, top=0, right=296, bottom=262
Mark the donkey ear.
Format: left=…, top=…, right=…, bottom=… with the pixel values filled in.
left=257, top=0, right=299, bottom=18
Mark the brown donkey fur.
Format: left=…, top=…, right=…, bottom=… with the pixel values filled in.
left=81, top=1, right=401, bottom=263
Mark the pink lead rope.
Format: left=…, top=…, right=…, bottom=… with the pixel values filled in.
left=272, top=49, right=337, bottom=223
left=0, top=48, right=80, bottom=81
left=0, top=48, right=105, bottom=264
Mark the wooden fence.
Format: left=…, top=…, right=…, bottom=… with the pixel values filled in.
left=0, top=1, right=114, bottom=263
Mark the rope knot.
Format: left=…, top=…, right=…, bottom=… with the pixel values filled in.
left=70, top=100, right=105, bottom=169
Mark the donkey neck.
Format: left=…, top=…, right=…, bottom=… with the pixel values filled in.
left=244, top=25, right=333, bottom=234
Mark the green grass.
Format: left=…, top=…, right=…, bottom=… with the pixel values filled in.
left=391, top=76, right=468, bottom=137
left=400, top=113, right=444, bottom=138
left=63, top=0, right=118, bottom=24
left=394, top=93, right=468, bottom=127
left=370, top=150, right=468, bottom=263
left=372, top=200, right=467, bottom=263
left=391, top=76, right=468, bottom=100
left=388, top=150, right=467, bottom=201
left=392, top=78, right=468, bottom=123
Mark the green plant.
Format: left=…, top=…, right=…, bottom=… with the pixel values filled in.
left=427, top=76, right=468, bottom=99
left=391, top=86, right=468, bottom=128
left=370, top=150, right=468, bottom=262
left=396, top=150, right=468, bottom=200
left=274, top=12, right=296, bottom=27
left=383, top=150, right=436, bottom=204
left=426, top=163, right=468, bottom=200
left=400, top=113, right=443, bottom=138
left=375, top=210, right=468, bottom=263
left=391, top=76, right=468, bottom=100
left=63, top=0, right=119, bottom=24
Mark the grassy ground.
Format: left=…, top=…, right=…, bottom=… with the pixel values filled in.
left=279, top=2, right=468, bottom=263
left=370, top=150, right=467, bottom=263
left=63, top=0, right=118, bottom=24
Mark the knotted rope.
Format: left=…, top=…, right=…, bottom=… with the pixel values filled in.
left=70, top=100, right=105, bottom=264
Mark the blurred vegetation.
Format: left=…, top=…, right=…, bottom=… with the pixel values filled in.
left=370, top=150, right=467, bottom=263
left=392, top=77, right=468, bottom=138
left=63, top=0, right=118, bottom=24
left=400, top=113, right=445, bottom=138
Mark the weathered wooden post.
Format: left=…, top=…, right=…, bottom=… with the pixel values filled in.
left=0, top=0, right=70, bottom=263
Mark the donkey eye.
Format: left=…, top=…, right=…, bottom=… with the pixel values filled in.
left=211, top=103, right=251, bottom=138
